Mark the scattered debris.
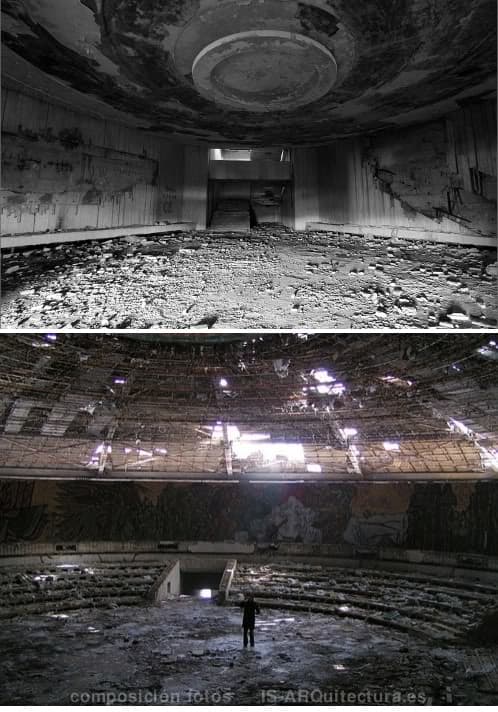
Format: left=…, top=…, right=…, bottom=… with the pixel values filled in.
left=0, top=584, right=495, bottom=705
left=0, top=561, right=168, bottom=619
left=0, top=227, right=496, bottom=329
left=230, top=562, right=498, bottom=645
left=468, top=609, right=498, bottom=645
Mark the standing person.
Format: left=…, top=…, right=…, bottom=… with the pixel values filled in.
left=240, top=592, right=260, bottom=648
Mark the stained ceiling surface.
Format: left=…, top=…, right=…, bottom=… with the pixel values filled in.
left=1, top=0, right=496, bottom=144
left=0, top=333, right=497, bottom=481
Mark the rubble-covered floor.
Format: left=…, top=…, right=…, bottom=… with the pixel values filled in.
left=1, top=226, right=496, bottom=329
left=0, top=598, right=496, bottom=705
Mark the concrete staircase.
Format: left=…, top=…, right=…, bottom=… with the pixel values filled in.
left=229, top=561, right=498, bottom=642
left=209, top=199, right=251, bottom=232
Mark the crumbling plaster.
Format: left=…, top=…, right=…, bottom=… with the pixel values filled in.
left=2, top=0, right=495, bottom=144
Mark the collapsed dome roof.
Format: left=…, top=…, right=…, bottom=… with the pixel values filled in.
left=2, top=0, right=496, bottom=145
left=0, top=333, right=497, bottom=480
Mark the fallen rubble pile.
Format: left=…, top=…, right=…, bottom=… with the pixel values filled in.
left=1, top=227, right=496, bottom=329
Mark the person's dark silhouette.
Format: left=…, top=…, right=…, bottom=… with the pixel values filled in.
left=240, top=593, right=260, bottom=648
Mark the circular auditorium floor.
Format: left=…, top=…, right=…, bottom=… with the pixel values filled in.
left=0, top=598, right=496, bottom=705
left=2, top=227, right=496, bottom=329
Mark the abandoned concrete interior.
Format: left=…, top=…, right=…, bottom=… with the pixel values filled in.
left=1, top=0, right=497, bottom=706
left=1, top=0, right=497, bottom=328
left=0, top=333, right=497, bottom=704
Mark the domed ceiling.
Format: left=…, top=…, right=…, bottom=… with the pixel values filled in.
left=1, top=0, right=496, bottom=145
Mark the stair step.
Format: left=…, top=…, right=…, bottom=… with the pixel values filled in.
left=210, top=198, right=251, bottom=231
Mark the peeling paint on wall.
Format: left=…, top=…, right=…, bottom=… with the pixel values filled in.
left=1, top=88, right=186, bottom=234
left=243, top=495, right=322, bottom=544
left=453, top=482, right=475, bottom=512
left=344, top=512, right=408, bottom=548
left=318, top=99, right=497, bottom=237
left=351, top=481, right=412, bottom=514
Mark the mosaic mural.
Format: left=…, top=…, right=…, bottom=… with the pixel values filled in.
left=0, top=480, right=497, bottom=554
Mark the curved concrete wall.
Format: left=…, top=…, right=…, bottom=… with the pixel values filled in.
left=1, top=479, right=497, bottom=555
left=1, top=88, right=187, bottom=237
left=316, top=100, right=497, bottom=241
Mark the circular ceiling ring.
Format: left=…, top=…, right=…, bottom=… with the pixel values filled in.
left=191, top=30, right=338, bottom=112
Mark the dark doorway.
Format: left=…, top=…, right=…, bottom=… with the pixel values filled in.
left=180, top=571, right=222, bottom=599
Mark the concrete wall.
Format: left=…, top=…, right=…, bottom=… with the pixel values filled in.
left=281, top=181, right=294, bottom=229
left=293, top=147, right=319, bottom=230
left=317, top=99, right=496, bottom=240
left=209, top=159, right=291, bottom=182
left=211, top=180, right=287, bottom=224
left=149, top=560, right=180, bottom=601
left=1, top=88, right=188, bottom=237
left=214, top=181, right=251, bottom=203
left=1, top=479, right=497, bottom=555
left=250, top=182, right=283, bottom=224
left=218, top=559, right=237, bottom=603
left=182, top=145, right=209, bottom=229
left=1, top=546, right=496, bottom=585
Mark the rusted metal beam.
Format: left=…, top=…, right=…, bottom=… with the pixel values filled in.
left=0, top=466, right=494, bottom=483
